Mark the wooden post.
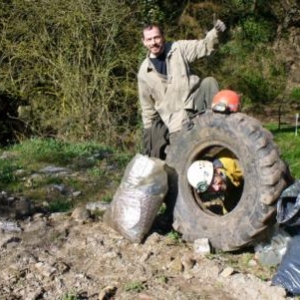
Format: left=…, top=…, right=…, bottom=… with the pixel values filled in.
left=295, top=113, right=299, bottom=136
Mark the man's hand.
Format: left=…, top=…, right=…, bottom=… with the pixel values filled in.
left=214, top=19, right=226, bottom=33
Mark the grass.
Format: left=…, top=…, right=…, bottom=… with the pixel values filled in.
left=11, top=138, right=113, bottom=165
left=166, top=230, right=182, bottom=244
left=0, top=160, right=21, bottom=183
left=0, top=138, right=132, bottom=212
left=124, top=281, right=146, bottom=293
left=60, top=292, right=79, bottom=300
left=264, top=122, right=300, bottom=178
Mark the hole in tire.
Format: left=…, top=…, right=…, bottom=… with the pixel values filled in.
left=189, top=145, right=244, bottom=216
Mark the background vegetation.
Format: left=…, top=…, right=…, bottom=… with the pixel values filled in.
left=0, top=3, right=300, bottom=288
left=0, top=0, right=299, bottom=148
left=0, top=124, right=299, bottom=213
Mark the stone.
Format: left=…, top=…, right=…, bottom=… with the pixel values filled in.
left=220, top=267, right=235, bottom=277
left=98, top=285, right=117, bottom=300
left=34, top=262, right=57, bottom=278
left=71, top=207, right=90, bottom=222
left=193, top=238, right=211, bottom=255
left=168, top=257, right=183, bottom=273
left=86, top=201, right=110, bottom=213
left=181, top=254, right=195, bottom=271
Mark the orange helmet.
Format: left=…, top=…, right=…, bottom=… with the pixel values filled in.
left=212, top=90, right=241, bottom=113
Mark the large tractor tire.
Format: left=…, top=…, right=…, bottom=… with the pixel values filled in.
left=166, top=111, right=291, bottom=251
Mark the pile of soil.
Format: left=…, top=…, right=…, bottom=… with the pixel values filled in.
left=0, top=200, right=292, bottom=300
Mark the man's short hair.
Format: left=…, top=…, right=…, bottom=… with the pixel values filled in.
left=142, top=24, right=164, bottom=38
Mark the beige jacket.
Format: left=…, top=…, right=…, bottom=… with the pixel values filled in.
left=138, top=28, right=220, bottom=133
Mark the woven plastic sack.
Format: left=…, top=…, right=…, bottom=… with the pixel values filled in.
left=104, top=153, right=168, bottom=243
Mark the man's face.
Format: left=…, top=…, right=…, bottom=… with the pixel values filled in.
left=142, top=26, right=165, bottom=56
left=209, top=170, right=227, bottom=192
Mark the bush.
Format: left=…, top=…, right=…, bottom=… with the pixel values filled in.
left=0, top=0, right=141, bottom=146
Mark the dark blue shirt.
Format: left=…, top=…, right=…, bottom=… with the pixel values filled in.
left=150, top=51, right=167, bottom=75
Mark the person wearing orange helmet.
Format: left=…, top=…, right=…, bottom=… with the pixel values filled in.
left=138, top=20, right=226, bottom=159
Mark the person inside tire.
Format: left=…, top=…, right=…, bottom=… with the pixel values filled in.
left=138, top=20, right=226, bottom=160
left=187, top=149, right=243, bottom=214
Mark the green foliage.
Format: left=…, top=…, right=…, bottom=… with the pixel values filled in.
left=60, top=292, right=79, bottom=300
left=124, top=281, right=145, bottom=293
left=139, top=0, right=165, bottom=24
left=239, top=16, right=275, bottom=44
left=108, top=152, right=132, bottom=169
left=0, top=0, right=295, bottom=146
left=101, top=194, right=113, bottom=203
left=48, top=199, right=74, bottom=213
left=11, top=138, right=112, bottom=165
left=156, top=275, right=168, bottom=284
left=166, top=230, right=182, bottom=243
left=87, top=166, right=106, bottom=178
left=218, top=32, right=286, bottom=104
left=290, top=88, right=300, bottom=101
left=0, top=0, right=141, bottom=145
left=0, top=160, right=20, bottom=184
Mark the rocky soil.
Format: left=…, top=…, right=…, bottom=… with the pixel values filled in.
left=0, top=194, right=296, bottom=300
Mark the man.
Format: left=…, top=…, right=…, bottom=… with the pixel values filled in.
left=187, top=149, right=243, bottom=214
left=138, top=20, right=226, bottom=159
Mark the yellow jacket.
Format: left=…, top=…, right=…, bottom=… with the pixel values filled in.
left=214, top=150, right=243, bottom=188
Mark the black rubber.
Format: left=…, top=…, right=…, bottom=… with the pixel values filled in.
left=166, top=111, right=290, bottom=251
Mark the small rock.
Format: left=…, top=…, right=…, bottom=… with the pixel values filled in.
left=248, top=259, right=257, bottom=267
left=183, top=272, right=195, bottom=280
left=34, top=262, right=57, bottom=278
left=181, top=254, right=195, bottom=271
left=103, top=251, right=120, bottom=259
left=0, top=234, right=13, bottom=248
left=0, top=221, right=22, bottom=233
left=2, top=236, right=22, bottom=249
left=40, top=166, right=71, bottom=174
left=54, top=261, right=70, bottom=274
left=15, top=169, right=26, bottom=176
left=23, top=220, right=47, bottom=232
left=72, top=191, right=82, bottom=197
left=138, top=294, right=155, bottom=300
left=51, top=184, right=69, bottom=194
left=144, top=232, right=162, bottom=245
left=86, top=201, right=110, bottom=213
left=98, top=285, right=117, bottom=300
left=24, top=288, right=44, bottom=300
left=139, top=251, right=153, bottom=263
left=25, top=174, right=44, bottom=188
left=1, top=191, right=8, bottom=197
left=0, top=151, right=17, bottom=160
left=193, top=238, right=211, bottom=255
left=71, top=207, right=90, bottom=222
left=48, top=212, right=68, bottom=222
left=220, top=267, right=235, bottom=277
left=32, top=213, right=45, bottom=220
left=168, top=257, right=183, bottom=273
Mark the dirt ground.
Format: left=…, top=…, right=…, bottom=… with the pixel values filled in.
left=0, top=201, right=295, bottom=300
